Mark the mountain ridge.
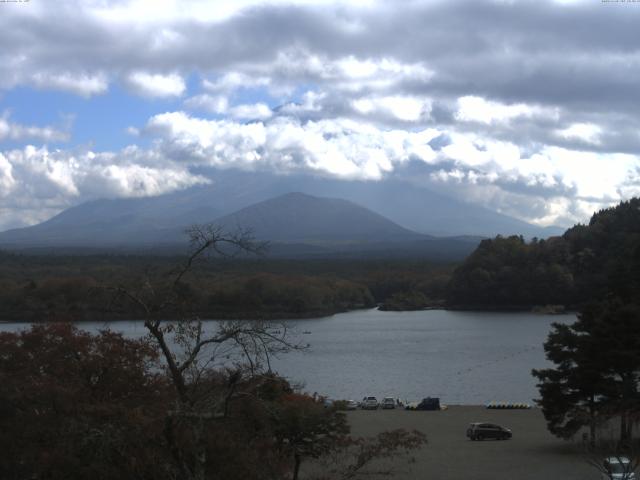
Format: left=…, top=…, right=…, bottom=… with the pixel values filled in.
left=0, top=170, right=563, bottom=253
left=212, top=192, right=425, bottom=244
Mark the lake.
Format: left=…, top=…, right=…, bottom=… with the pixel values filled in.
left=0, top=308, right=575, bottom=405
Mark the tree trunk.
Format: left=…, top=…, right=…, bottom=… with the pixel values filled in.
left=193, top=417, right=207, bottom=480
left=589, top=397, right=597, bottom=449
left=293, top=453, right=302, bottom=480
left=620, top=413, right=630, bottom=448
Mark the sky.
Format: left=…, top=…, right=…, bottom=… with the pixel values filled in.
left=1, top=0, right=640, bottom=231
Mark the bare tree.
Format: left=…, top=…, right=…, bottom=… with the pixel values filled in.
left=110, top=224, right=301, bottom=480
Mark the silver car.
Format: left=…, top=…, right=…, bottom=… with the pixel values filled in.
left=381, top=397, right=396, bottom=409
left=361, top=396, right=379, bottom=410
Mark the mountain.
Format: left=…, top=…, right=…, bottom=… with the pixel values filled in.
left=213, top=192, right=423, bottom=244
left=0, top=189, right=484, bottom=260
left=298, top=177, right=564, bottom=238
left=0, top=169, right=562, bottom=251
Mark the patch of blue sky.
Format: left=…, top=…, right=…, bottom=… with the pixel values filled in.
left=289, top=84, right=318, bottom=103
left=0, top=77, right=321, bottom=152
left=0, top=77, right=196, bottom=152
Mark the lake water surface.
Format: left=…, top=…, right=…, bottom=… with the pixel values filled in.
left=0, top=309, right=575, bottom=405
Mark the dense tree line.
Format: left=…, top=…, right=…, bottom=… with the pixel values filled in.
left=448, top=198, right=640, bottom=309
left=527, top=199, right=640, bottom=449
left=0, top=254, right=452, bottom=321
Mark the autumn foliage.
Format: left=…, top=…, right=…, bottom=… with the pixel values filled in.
left=0, top=324, right=425, bottom=480
left=0, top=323, right=167, bottom=480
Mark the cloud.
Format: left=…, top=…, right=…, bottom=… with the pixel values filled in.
left=1, top=0, right=640, bottom=230
left=0, top=144, right=209, bottom=230
left=351, top=95, right=432, bottom=122
left=30, top=72, right=108, bottom=97
left=0, top=113, right=70, bottom=143
left=454, top=96, right=557, bottom=125
left=125, top=71, right=186, bottom=98
left=202, top=73, right=272, bottom=94
left=0, top=153, right=16, bottom=196
left=228, top=103, right=273, bottom=120
left=121, top=107, right=640, bottom=227
left=184, top=95, right=272, bottom=120
left=555, top=122, right=602, bottom=145
left=144, top=110, right=440, bottom=179
left=184, top=94, right=230, bottom=114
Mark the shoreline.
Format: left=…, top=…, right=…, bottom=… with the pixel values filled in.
left=0, top=305, right=579, bottom=324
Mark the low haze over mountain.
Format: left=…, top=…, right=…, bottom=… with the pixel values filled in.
left=0, top=170, right=562, bottom=253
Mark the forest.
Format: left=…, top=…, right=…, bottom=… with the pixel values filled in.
left=447, top=198, right=640, bottom=310
left=0, top=252, right=453, bottom=322
left=1, top=198, right=639, bottom=322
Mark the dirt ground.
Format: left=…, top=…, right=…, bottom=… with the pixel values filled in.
left=344, top=406, right=600, bottom=480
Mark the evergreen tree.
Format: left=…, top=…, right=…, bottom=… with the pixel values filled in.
left=533, top=300, right=640, bottom=446
left=533, top=320, right=606, bottom=445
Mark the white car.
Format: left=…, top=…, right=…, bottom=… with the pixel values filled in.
left=602, top=456, right=636, bottom=480
left=381, top=397, right=396, bottom=409
left=346, top=400, right=359, bottom=410
left=361, top=396, right=379, bottom=410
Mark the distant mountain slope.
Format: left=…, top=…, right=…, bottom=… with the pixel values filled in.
left=0, top=197, right=215, bottom=247
left=213, top=192, right=424, bottom=244
left=319, top=180, right=565, bottom=238
left=0, top=172, right=290, bottom=247
left=0, top=169, right=562, bottom=249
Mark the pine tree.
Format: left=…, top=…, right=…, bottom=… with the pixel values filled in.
left=533, top=300, right=640, bottom=447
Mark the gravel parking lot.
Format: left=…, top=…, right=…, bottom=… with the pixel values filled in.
left=345, top=406, right=598, bottom=480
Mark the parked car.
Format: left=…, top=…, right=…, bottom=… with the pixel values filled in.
left=346, top=400, right=359, bottom=410
left=416, top=397, right=440, bottom=411
left=466, top=422, right=512, bottom=441
left=361, top=396, right=379, bottom=410
left=381, top=397, right=396, bottom=409
left=602, top=456, right=636, bottom=480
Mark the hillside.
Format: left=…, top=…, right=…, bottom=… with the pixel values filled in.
left=446, top=198, right=640, bottom=309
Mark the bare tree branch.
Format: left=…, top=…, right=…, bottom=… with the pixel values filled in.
left=104, top=223, right=298, bottom=480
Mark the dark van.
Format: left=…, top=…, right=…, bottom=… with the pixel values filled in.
left=466, top=423, right=512, bottom=441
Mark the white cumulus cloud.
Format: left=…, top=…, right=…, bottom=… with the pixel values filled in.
left=30, top=72, right=109, bottom=97
left=0, top=144, right=210, bottom=230
left=455, top=96, right=557, bottom=125
left=0, top=113, right=70, bottom=143
left=126, top=72, right=186, bottom=98
left=145, top=111, right=440, bottom=179
left=555, top=122, right=602, bottom=145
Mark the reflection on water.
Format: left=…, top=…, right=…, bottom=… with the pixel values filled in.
left=0, top=308, right=575, bottom=405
